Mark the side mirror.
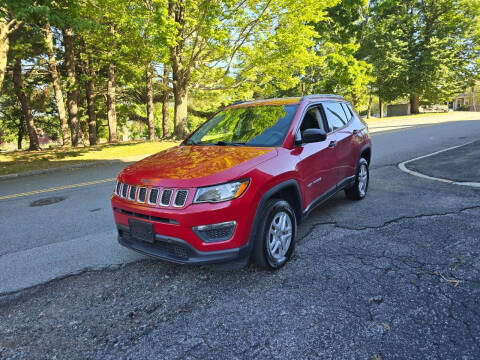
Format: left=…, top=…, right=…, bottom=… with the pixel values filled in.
left=301, top=128, right=327, bottom=143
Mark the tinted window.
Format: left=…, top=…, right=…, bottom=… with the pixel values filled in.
left=186, top=104, right=298, bottom=147
left=340, top=103, right=353, bottom=121
left=323, top=102, right=347, bottom=131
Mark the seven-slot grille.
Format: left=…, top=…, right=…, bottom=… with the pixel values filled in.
left=115, top=183, right=188, bottom=208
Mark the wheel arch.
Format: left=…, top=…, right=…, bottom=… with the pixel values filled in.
left=245, top=179, right=303, bottom=253
left=359, top=145, right=371, bottom=165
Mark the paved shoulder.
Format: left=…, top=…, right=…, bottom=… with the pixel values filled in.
left=406, top=140, right=480, bottom=183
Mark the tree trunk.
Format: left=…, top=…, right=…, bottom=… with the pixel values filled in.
left=162, top=65, right=170, bottom=138
left=63, top=27, right=81, bottom=147
left=84, top=57, right=97, bottom=146
left=173, top=86, right=189, bottom=139
left=146, top=61, right=155, bottom=140
left=17, top=116, right=24, bottom=150
left=379, top=98, right=383, bottom=118
left=410, top=94, right=420, bottom=114
left=366, top=91, right=373, bottom=119
left=169, top=0, right=189, bottom=139
left=44, top=23, right=71, bottom=146
left=12, top=58, right=39, bottom=150
left=0, top=23, right=10, bottom=91
left=107, top=63, right=118, bottom=142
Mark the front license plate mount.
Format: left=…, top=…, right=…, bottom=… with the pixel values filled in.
left=129, top=218, right=155, bottom=244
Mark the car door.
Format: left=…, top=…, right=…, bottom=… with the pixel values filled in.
left=320, top=101, right=355, bottom=183
left=295, top=105, right=338, bottom=207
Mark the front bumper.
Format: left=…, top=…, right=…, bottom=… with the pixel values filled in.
left=117, top=224, right=251, bottom=265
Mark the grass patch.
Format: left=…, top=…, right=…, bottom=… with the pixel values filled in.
left=0, top=141, right=178, bottom=176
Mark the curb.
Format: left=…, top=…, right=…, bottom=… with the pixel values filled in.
left=0, top=154, right=149, bottom=182
left=398, top=140, right=480, bottom=188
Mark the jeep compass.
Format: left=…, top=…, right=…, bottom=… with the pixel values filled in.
left=111, top=95, right=372, bottom=269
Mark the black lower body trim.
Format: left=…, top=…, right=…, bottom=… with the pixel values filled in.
left=303, top=175, right=356, bottom=217
left=117, top=224, right=250, bottom=265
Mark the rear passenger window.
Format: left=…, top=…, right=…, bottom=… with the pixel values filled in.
left=341, top=103, right=353, bottom=121
left=323, top=102, right=347, bottom=131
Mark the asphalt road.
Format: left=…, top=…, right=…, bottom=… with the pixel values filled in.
left=407, top=139, right=480, bottom=183
left=0, top=115, right=479, bottom=359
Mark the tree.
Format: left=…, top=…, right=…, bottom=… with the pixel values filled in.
left=366, top=0, right=480, bottom=113
left=107, top=61, right=118, bottom=142
left=161, top=64, right=170, bottom=138
left=82, top=48, right=98, bottom=146
left=304, top=0, right=373, bottom=109
left=12, top=57, right=39, bottom=150
left=44, top=22, right=70, bottom=146
left=0, top=13, right=22, bottom=90
left=167, top=0, right=334, bottom=139
left=141, top=0, right=171, bottom=140
left=62, top=27, right=81, bottom=145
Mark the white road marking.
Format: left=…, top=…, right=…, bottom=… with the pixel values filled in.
left=398, top=140, right=480, bottom=188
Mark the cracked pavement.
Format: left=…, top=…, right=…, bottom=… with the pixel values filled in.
left=1, top=119, right=480, bottom=359
left=1, top=165, right=480, bottom=359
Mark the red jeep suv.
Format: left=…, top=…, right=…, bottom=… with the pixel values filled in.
left=112, top=95, right=371, bottom=269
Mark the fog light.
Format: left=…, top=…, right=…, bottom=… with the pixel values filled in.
left=192, top=221, right=237, bottom=243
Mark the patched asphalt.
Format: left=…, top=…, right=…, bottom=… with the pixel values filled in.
left=406, top=140, right=480, bottom=183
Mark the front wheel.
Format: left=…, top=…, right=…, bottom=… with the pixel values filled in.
left=345, top=158, right=369, bottom=200
left=253, top=199, right=296, bottom=269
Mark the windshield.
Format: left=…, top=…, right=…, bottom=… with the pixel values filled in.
left=185, top=104, right=299, bottom=147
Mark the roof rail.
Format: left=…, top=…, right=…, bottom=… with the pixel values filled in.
left=300, top=94, right=345, bottom=101
left=228, top=99, right=247, bottom=106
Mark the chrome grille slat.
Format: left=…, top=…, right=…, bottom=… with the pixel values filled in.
left=160, top=189, right=173, bottom=206
left=115, top=181, right=122, bottom=196
left=137, top=187, right=147, bottom=203
left=128, top=185, right=137, bottom=201
left=148, top=188, right=160, bottom=205
left=173, top=190, right=188, bottom=207
left=121, top=183, right=129, bottom=198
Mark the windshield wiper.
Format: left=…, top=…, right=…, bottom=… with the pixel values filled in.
left=214, top=141, right=246, bottom=146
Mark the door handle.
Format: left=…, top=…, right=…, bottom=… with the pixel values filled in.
left=352, top=129, right=360, bottom=135
left=328, top=140, right=337, bottom=148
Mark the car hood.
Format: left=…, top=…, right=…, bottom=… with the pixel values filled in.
left=119, top=145, right=276, bottom=186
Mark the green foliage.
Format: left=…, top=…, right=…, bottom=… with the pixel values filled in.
left=365, top=0, right=480, bottom=103
left=304, top=0, right=373, bottom=110
left=1, top=0, right=480, bottom=149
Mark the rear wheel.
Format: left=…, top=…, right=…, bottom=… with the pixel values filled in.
left=345, top=158, right=369, bottom=200
left=253, top=199, right=296, bottom=269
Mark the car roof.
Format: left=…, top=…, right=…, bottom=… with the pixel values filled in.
left=227, top=94, right=345, bottom=109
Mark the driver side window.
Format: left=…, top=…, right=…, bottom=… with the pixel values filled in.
left=300, top=107, right=323, bottom=133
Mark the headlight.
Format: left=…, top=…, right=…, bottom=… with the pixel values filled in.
left=193, top=179, right=250, bottom=203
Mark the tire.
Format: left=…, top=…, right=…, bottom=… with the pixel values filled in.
left=345, top=158, right=369, bottom=200
left=252, top=198, right=297, bottom=270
